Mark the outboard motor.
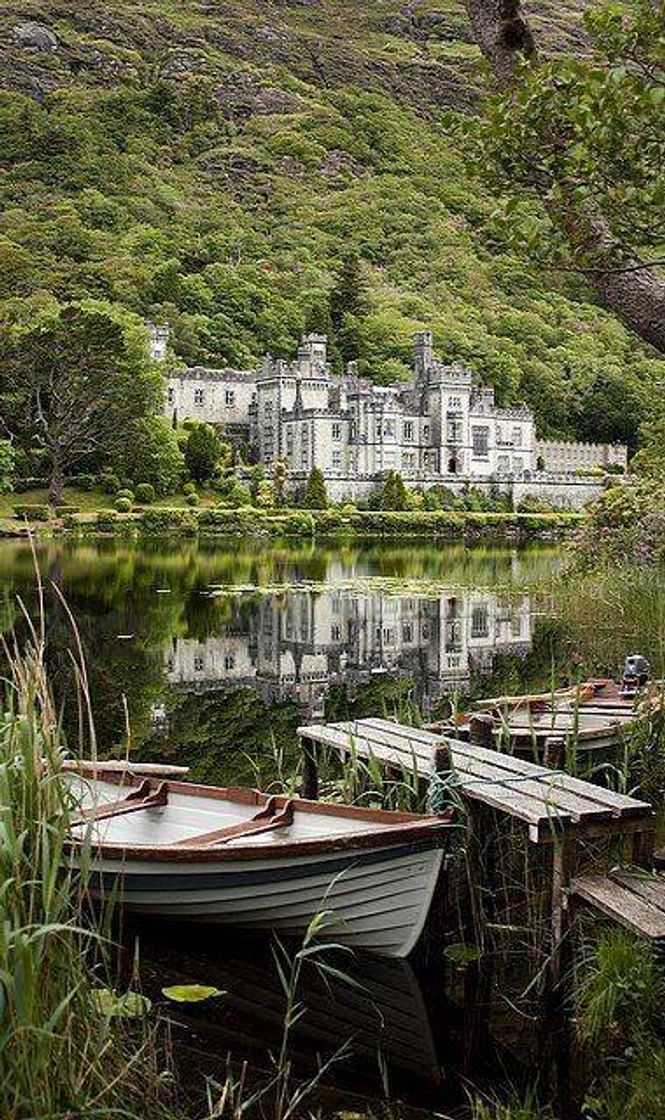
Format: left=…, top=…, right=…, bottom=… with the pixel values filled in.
left=621, top=653, right=651, bottom=697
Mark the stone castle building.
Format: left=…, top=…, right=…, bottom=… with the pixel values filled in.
left=151, top=325, right=627, bottom=507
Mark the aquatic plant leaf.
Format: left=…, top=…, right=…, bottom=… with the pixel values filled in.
left=93, top=988, right=152, bottom=1018
left=161, top=984, right=225, bottom=1002
left=443, top=942, right=480, bottom=967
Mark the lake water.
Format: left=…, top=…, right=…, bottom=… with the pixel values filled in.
left=1, top=536, right=659, bottom=1111
left=0, top=537, right=570, bottom=778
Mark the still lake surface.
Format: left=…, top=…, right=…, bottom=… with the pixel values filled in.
left=1, top=536, right=657, bottom=1110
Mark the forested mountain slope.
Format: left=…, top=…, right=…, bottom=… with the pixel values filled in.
left=1, top=0, right=662, bottom=443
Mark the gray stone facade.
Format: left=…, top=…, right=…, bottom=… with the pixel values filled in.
left=150, top=323, right=627, bottom=508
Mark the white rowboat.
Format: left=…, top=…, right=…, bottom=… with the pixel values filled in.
left=67, top=772, right=454, bottom=958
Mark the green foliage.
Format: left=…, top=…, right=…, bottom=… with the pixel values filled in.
left=135, top=482, right=155, bottom=504
left=185, top=491, right=199, bottom=506
left=214, top=475, right=252, bottom=508
left=576, top=929, right=662, bottom=1048
left=0, top=0, right=660, bottom=457
left=183, top=422, right=222, bottom=484
left=378, top=470, right=408, bottom=511
left=474, top=0, right=664, bottom=272
left=0, top=440, right=15, bottom=493
left=115, top=489, right=134, bottom=502
left=304, top=467, right=328, bottom=510
left=577, top=479, right=665, bottom=565
left=117, top=416, right=185, bottom=496
left=100, top=473, right=121, bottom=495
left=0, top=303, right=161, bottom=504
left=96, top=509, right=119, bottom=531
left=114, top=496, right=133, bottom=513
left=139, top=507, right=196, bottom=532
left=12, top=504, right=50, bottom=522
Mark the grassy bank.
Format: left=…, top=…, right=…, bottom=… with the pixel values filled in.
left=0, top=489, right=585, bottom=541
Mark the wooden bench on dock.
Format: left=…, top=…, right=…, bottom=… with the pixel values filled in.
left=297, top=716, right=654, bottom=848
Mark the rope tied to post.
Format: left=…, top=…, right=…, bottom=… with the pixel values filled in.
left=428, top=767, right=464, bottom=814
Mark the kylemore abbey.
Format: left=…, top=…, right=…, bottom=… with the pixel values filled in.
left=151, top=325, right=627, bottom=508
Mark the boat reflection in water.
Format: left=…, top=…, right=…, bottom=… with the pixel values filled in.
left=139, top=922, right=461, bottom=1108
left=163, top=585, right=533, bottom=721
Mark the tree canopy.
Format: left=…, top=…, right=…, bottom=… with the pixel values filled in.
left=0, top=304, right=161, bottom=503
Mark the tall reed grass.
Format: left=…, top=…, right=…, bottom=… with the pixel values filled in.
left=0, top=609, right=176, bottom=1119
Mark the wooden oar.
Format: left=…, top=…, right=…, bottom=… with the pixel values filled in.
left=62, top=759, right=189, bottom=778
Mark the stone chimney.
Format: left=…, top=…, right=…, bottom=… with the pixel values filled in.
left=147, top=321, right=169, bottom=362
left=413, top=330, right=434, bottom=377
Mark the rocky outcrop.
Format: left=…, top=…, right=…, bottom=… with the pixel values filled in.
left=12, top=21, right=58, bottom=52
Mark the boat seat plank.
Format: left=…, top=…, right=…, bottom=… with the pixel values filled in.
left=72, top=780, right=169, bottom=826
left=571, top=872, right=665, bottom=941
left=176, top=799, right=295, bottom=847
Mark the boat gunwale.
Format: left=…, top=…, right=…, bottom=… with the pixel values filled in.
left=65, top=774, right=455, bottom=863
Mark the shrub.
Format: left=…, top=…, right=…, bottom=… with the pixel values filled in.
left=13, top=504, right=50, bottom=522
left=214, top=475, right=252, bottom=507
left=378, top=470, right=408, bottom=511
left=12, top=477, right=48, bottom=493
left=117, top=416, right=185, bottom=496
left=303, top=467, right=328, bottom=509
left=185, top=491, right=199, bottom=506
left=100, top=473, right=120, bottom=495
left=135, top=483, right=155, bottom=504
left=54, top=505, right=80, bottom=516
left=115, top=489, right=134, bottom=503
left=184, top=423, right=221, bottom=483
left=134, top=481, right=155, bottom=504
left=139, top=508, right=197, bottom=532
left=114, top=497, right=133, bottom=513
left=67, top=473, right=97, bottom=491
left=183, top=481, right=197, bottom=496
left=96, top=510, right=119, bottom=531
left=0, top=439, right=15, bottom=494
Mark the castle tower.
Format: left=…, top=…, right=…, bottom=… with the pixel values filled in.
left=297, top=333, right=328, bottom=372
left=413, top=330, right=434, bottom=378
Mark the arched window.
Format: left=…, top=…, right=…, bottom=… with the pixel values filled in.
left=448, top=457, right=458, bottom=474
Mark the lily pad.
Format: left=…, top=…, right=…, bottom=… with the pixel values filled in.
left=161, top=984, right=226, bottom=1003
left=443, top=942, right=480, bottom=968
left=93, top=988, right=152, bottom=1018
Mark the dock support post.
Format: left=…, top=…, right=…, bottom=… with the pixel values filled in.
left=461, top=801, right=496, bottom=1074
left=300, top=738, right=319, bottom=801
left=631, top=824, right=655, bottom=869
left=541, top=833, right=578, bottom=1117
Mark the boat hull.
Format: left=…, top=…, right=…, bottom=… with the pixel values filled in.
left=90, top=840, right=444, bottom=957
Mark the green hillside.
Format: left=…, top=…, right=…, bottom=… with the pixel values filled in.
left=1, top=0, right=662, bottom=444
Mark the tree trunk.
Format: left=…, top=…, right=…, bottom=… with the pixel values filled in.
left=48, top=454, right=64, bottom=508
left=463, top=0, right=665, bottom=355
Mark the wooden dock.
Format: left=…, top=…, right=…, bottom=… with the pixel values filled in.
left=572, top=869, right=665, bottom=944
left=298, top=717, right=654, bottom=846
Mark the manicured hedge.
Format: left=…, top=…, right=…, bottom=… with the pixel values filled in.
left=13, top=504, right=50, bottom=522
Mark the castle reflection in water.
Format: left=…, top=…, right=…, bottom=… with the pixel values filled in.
left=164, top=586, right=533, bottom=720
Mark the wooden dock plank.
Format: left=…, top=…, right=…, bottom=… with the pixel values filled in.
left=298, top=718, right=654, bottom=842
left=571, top=873, right=665, bottom=940
left=333, top=719, right=651, bottom=820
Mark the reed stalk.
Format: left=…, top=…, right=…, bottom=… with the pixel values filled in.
left=0, top=606, right=176, bottom=1119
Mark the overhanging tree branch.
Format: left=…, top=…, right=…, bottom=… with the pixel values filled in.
left=463, top=0, right=665, bottom=354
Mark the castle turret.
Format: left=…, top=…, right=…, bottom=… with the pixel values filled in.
left=413, top=330, right=434, bottom=378
left=297, top=333, right=328, bottom=372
